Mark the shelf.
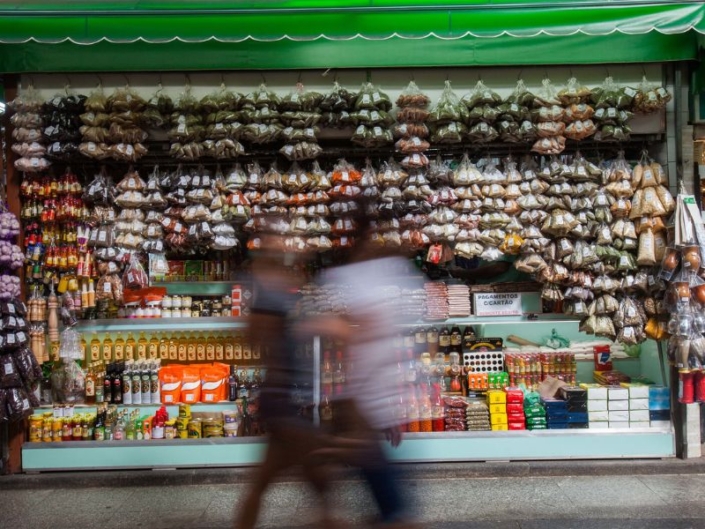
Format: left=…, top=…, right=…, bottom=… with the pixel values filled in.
left=74, top=316, right=247, bottom=333
left=397, top=314, right=582, bottom=327
left=21, top=427, right=675, bottom=472
left=150, top=281, right=239, bottom=296
left=38, top=402, right=241, bottom=413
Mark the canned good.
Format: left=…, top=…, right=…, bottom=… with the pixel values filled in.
left=42, top=417, right=54, bottom=442
left=202, top=419, right=223, bottom=438
left=179, top=404, right=191, bottom=419
left=222, top=410, right=238, bottom=424
left=176, top=416, right=190, bottom=432
left=164, top=420, right=177, bottom=439
left=52, top=418, right=63, bottom=442
left=187, top=420, right=202, bottom=438
left=29, top=415, right=43, bottom=442
left=223, top=423, right=238, bottom=438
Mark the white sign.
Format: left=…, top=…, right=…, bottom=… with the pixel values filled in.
left=473, top=293, right=523, bottom=317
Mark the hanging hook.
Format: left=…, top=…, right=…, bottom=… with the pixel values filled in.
left=123, top=74, right=130, bottom=88
left=321, top=68, right=331, bottom=77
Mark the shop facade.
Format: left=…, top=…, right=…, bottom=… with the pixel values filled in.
left=1, top=1, right=704, bottom=473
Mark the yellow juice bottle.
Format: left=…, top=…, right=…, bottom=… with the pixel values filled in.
left=224, top=334, right=235, bottom=363
left=187, top=332, right=197, bottom=362
left=232, top=333, right=242, bottom=363
left=80, top=335, right=88, bottom=361
left=158, top=335, right=169, bottom=362
left=214, top=333, right=225, bottom=362
left=168, top=334, right=179, bottom=363
left=205, top=332, right=216, bottom=362
left=89, top=333, right=100, bottom=362
left=196, top=332, right=206, bottom=362
left=177, top=333, right=188, bottom=363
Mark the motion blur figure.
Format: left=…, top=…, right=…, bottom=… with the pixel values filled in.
left=303, top=222, right=423, bottom=529
left=234, top=233, right=332, bottom=529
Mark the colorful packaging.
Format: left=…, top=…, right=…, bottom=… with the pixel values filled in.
left=181, top=367, right=202, bottom=403
left=160, top=366, right=183, bottom=404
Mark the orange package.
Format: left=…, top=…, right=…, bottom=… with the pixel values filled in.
left=181, top=367, right=202, bottom=404
left=201, top=365, right=228, bottom=403
left=212, top=363, right=231, bottom=402
left=160, top=365, right=183, bottom=404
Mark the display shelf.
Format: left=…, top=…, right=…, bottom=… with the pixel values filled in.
left=150, top=281, right=239, bottom=296
left=21, top=428, right=675, bottom=472
left=398, top=314, right=582, bottom=327
left=38, top=402, right=240, bottom=413
left=74, top=316, right=247, bottom=333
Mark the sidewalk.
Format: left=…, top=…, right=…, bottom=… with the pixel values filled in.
left=1, top=460, right=705, bottom=529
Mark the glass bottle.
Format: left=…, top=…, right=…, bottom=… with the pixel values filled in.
left=124, top=333, right=136, bottom=361
left=319, top=394, right=333, bottom=423
left=462, top=326, right=477, bottom=355
left=177, top=333, right=188, bottom=363
left=449, top=352, right=462, bottom=393
left=158, top=335, right=169, bottom=362
left=405, top=349, right=417, bottom=384
left=168, top=334, right=179, bottom=363
left=214, top=333, right=225, bottom=362
left=238, top=369, right=250, bottom=399
left=406, top=385, right=420, bottom=433
left=403, top=329, right=415, bottom=351
left=224, top=334, right=235, bottom=363
left=102, top=334, right=113, bottom=363
left=122, top=361, right=132, bottom=405
left=228, top=365, right=239, bottom=401
left=84, top=365, right=96, bottom=405
left=419, top=388, right=433, bottom=433
left=321, top=351, right=333, bottom=396
left=196, top=332, right=206, bottom=362
left=89, top=332, right=101, bottom=363
left=80, top=335, right=88, bottom=362
left=242, top=339, right=252, bottom=364
left=94, top=368, right=105, bottom=404
left=103, top=365, right=113, bottom=404
left=333, top=350, right=345, bottom=396
left=148, top=333, right=159, bottom=360
left=205, top=332, right=216, bottom=361
left=187, top=333, right=197, bottom=362
left=426, top=326, right=439, bottom=356
left=131, top=361, right=142, bottom=405
left=414, top=326, right=427, bottom=355
left=141, top=362, right=151, bottom=404
left=112, top=363, right=123, bottom=404
left=438, top=326, right=451, bottom=356
left=137, top=332, right=148, bottom=360
left=113, top=332, right=125, bottom=361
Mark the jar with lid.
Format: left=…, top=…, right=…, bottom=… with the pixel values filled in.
left=181, top=308, right=192, bottom=318
left=182, top=296, right=193, bottom=308
left=162, top=309, right=172, bottom=319
left=223, top=295, right=232, bottom=308
left=172, top=309, right=181, bottom=319
left=172, top=296, right=182, bottom=309
left=162, top=296, right=173, bottom=309
left=191, top=309, right=200, bottom=318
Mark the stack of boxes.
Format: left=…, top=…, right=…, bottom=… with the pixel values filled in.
left=487, top=389, right=507, bottom=431
left=505, top=387, right=525, bottom=430
left=582, top=383, right=609, bottom=429
left=524, top=392, right=547, bottom=430
left=465, top=399, right=491, bottom=431
left=621, top=383, right=650, bottom=428
left=560, top=387, right=588, bottom=429
left=607, top=385, right=630, bottom=428
left=541, top=397, right=568, bottom=429
left=649, top=386, right=671, bottom=428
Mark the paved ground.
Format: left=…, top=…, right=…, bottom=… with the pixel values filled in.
left=2, top=463, right=705, bottom=529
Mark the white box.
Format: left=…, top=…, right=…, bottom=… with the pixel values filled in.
left=624, top=385, right=649, bottom=399
left=608, top=387, right=629, bottom=400
left=584, top=386, right=608, bottom=400
left=587, top=400, right=608, bottom=412
left=650, top=420, right=671, bottom=429
left=609, top=421, right=629, bottom=429
left=629, top=398, right=650, bottom=410
left=608, top=400, right=629, bottom=411
left=629, top=410, right=650, bottom=422
left=609, top=410, right=630, bottom=422
left=589, top=421, right=610, bottom=429
left=589, top=411, right=609, bottom=422
left=630, top=421, right=651, bottom=429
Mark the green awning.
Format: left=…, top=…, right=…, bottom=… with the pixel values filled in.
left=0, top=1, right=703, bottom=72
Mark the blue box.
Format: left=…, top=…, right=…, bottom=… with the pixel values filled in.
left=568, top=423, right=589, bottom=429
left=547, top=422, right=569, bottom=429
left=567, top=412, right=589, bottom=423
left=649, top=386, right=670, bottom=399
left=649, top=410, right=671, bottom=421
left=542, top=398, right=568, bottom=410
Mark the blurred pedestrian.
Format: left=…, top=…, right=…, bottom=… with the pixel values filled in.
left=235, top=233, right=332, bottom=529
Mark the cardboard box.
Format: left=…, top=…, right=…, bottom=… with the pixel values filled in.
left=567, top=402, right=588, bottom=412
left=649, top=386, right=670, bottom=400
left=508, top=422, right=525, bottom=430
left=620, top=383, right=650, bottom=399
left=649, top=397, right=671, bottom=411
left=630, top=421, right=651, bottom=429
left=609, top=410, right=630, bottom=422
left=608, top=400, right=629, bottom=411
left=559, top=386, right=588, bottom=402
left=608, top=421, right=629, bottom=429
left=629, top=410, right=650, bottom=422
left=580, top=383, right=608, bottom=400
left=490, top=413, right=508, bottom=425
left=629, top=398, right=649, bottom=411
left=589, top=411, right=609, bottom=422
left=589, top=421, right=610, bottom=429
left=491, top=424, right=508, bottom=431
left=568, top=423, right=589, bottom=429
left=649, top=410, right=671, bottom=421
left=547, top=423, right=568, bottom=429
left=567, top=412, right=588, bottom=423
left=487, top=390, right=507, bottom=404
left=608, top=387, right=629, bottom=400
left=506, top=403, right=523, bottom=414
left=587, top=400, right=608, bottom=412
left=489, top=403, right=506, bottom=415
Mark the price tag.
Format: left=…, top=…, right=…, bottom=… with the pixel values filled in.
left=31, top=158, right=39, bottom=168
left=88, top=142, right=96, bottom=152
left=373, top=126, right=383, bottom=136
left=177, top=124, right=186, bottom=134
left=4, top=363, right=13, bottom=375
left=103, top=282, right=112, bottom=293
left=16, top=331, right=26, bottom=342
left=291, top=93, right=299, bottom=103
left=372, top=92, right=381, bottom=103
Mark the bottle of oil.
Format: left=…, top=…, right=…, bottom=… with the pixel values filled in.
left=214, top=333, right=225, bottom=362
left=80, top=335, right=88, bottom=362
left=224, top=334, right=235, bottom=363
left=137, top=332, right=148, bottom=360
left=206, top=332, right=216, bottom=362
left=113, top=332, right=125, bottom=361
left=124, top=332, right=136, bottom=361
left=196, top=332, right=206, bottom=362
left=89, top=333, right=101, bottom=363
left=242, top=337, right=252, bottom=365
left=177, top=333, right=188, bottom=363
left=148, top=333, right=160, bottom=360
left=168, top=334, right=179, bottom=363
left=186, top=332, right=197, bottom=362
left=102, top=334, right=113, bottom=363
left=158, top=334, right=169, bottom=362
left=85, top=364, right=96, bottom=405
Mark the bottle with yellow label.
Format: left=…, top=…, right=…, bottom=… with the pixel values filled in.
left=89, top=333, right=101, bottom=362
left=80, top=335, right=88, bottom=361
left=232, top=333, right=242, bottom=363
left=113, top=332, right=125, bottom=361
left=158, top=335, right=169, bottom=362
left=224, top=334, right=235, bottom=363
left=102, top=334, right=113, bottom=363
left=214, top=333, right=225, bottom=362
left=137, top=332, right=148, bottom=360
left=125, top=332, right=136, bottom=361
left=196, top=332, right=206, bottom=362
